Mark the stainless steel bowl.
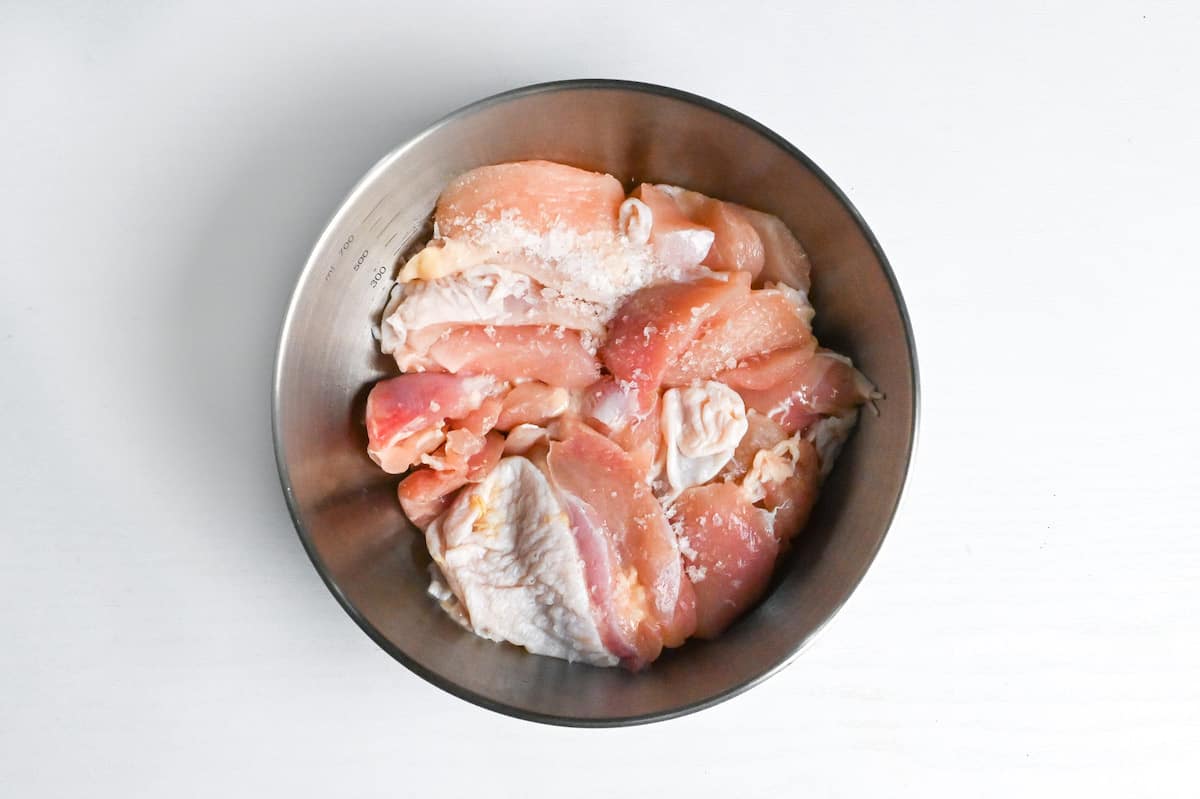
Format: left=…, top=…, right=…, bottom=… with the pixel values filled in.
left=273, top=80, right=918, bottom=726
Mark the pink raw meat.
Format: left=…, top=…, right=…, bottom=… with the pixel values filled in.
left=641, top=184, right=765, bottom=278
left=739, top=207, right=811, bottom=291
left=437, top=160, right=625, bottom=239
left=420, top=325, right=600, bottom=388
left=546, top=420, right=695, bottom=668
left=365, top=373, right=501, bottom=474
left=600, top=272, right=749, bottom=411
left=663, top=289, right=814, bottom=386
left=672, top=483, right=779, bottom=639
left=735, top=350, right=876, bottom=431
left=396, top=432, right=505, bottom=529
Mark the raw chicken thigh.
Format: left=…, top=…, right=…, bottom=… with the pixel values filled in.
left=425, top=456, right=617, bottom=666
left=364, top=160, right=878, bottom=669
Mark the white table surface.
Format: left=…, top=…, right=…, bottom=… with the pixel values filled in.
left=3, top=1, right=1198, bottom=795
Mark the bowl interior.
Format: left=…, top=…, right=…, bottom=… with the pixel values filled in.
left=274, top=82, right=917, bottom=725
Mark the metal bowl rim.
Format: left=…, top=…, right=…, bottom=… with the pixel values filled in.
left=270, top=78, right=921, bottom=727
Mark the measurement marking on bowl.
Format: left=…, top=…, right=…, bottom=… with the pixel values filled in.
left=379, top=207, right=406, bottom=238
left=320, top=203, right=424, bottom=289
left=358, top=194, right=388, bottom=226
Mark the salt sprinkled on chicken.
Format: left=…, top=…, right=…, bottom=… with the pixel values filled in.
left=363, top=159, right=878, bottom=668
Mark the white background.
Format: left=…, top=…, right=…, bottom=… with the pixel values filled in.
left=3, top=1, right=1198, bottom=796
